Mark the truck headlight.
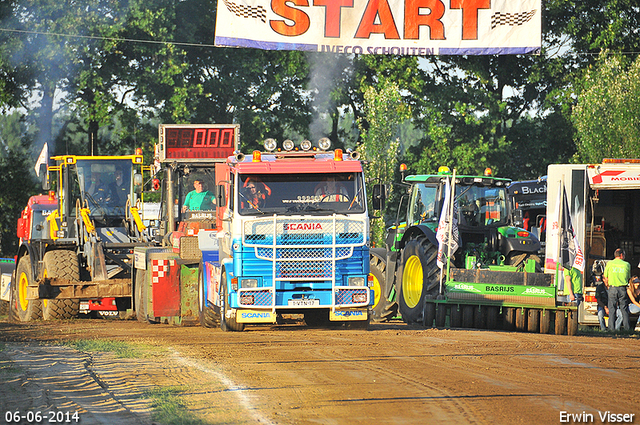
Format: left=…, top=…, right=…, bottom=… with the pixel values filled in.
left=348, top=276, right=365, bottom=287
left=240, top=278, right=258, bottom=288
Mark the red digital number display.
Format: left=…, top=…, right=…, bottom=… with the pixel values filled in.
left=162, top=125, right=237, bottom=161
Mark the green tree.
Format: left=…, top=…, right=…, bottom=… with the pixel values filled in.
left=572, top=53, right=640, bottom=162
left=358, top=80, right=410, bottom=246
left=0, top=150, right=39, bottom=256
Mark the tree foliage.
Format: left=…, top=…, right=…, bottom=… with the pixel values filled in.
left=572, top=53, right=640, bottom=162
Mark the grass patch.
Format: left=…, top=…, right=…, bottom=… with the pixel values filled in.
left=66, top=339, right=154, bottom=358
left=144, top=387, right=204, bottom=425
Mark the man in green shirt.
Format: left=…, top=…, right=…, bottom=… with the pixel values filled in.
left=563, top=266, right=583, bottom=307
left=603, top=248, right=631, bottom=331
left=182, top=179, right=215, bottom=213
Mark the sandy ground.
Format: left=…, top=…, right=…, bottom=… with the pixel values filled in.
left=1, top=319, right=639, bottom=425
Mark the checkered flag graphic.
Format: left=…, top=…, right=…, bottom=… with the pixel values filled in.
left=222, top=0, right=267, bottom=23
left=491, top=9, right=537, bottom=29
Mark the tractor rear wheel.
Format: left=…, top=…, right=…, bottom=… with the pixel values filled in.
left=198, top=267, right=218, bottom=328
left=462, top=305, right=474, bottom=328
left=220, top=271, right=244, bottom=332
left=450, top=305, right=462, bottom=328
left=555, top=310, right=567, bottom=335
left=397, top=235, right=439, bottom=324
left=135, top=269, right=149, bottom=323
left=435, top=303, right=446, bottom=328
left=567, top=310, right=579, bottom=336
left=486, top=306, right=499, bottom=329
left=527, top=309, right=540, bottom=333
left=423, top=302, right=436, bottom=328
left=474, top=306, right=486, bottom=329
left=515, top=308, right=526, bottom=331
left=540, top=309, right=552, bottom=334
left=42, top=251, right=80, bottom=320
left=370, top=253, right=397, bottom=322
left=12, top=255, right=42, bottom=322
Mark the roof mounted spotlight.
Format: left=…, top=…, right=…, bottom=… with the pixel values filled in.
left=264, top=138, right=277, bottom=152
left=318, top=137, right=331, bottom=151
left=300, top=140, right=312, bottom=151
left=283, top=139, right=295, bottom=151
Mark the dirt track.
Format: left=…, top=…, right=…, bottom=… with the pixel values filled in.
left=1, top=319, right=639, bottom=425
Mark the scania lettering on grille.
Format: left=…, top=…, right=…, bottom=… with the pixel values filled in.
left=241, top=312, right=271, bottom=319
left=284, top=223, right=323, bottom=231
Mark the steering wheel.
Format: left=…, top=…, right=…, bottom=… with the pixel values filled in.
left=85, top=193, right=107, bottom=216
left=320, top=192, right=351, bottom=203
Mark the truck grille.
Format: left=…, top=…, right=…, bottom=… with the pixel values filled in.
left=243, top=216, right=366, bottom=281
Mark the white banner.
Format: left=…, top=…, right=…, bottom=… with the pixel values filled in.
left=214, top=0, right=541, bottom=55
left=34, top=142, right=48, bottom=177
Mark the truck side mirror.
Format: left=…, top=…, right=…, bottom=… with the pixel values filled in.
left=217, top=184, right=226, bottom=206
left=133, top=173, right=143, bottom=194
left=41, top=164, right=50, bottom=191
left=372, top=184, right=386, bottom=211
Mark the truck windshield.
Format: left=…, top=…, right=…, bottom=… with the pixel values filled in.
left=238, top=172, right=366, bottom=215
left=76, top=159, right=132, bottom=217
left=456, top=185, right=507, bottom=227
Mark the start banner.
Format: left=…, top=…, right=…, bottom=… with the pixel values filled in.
left=214, top=0, right=541, bottom=55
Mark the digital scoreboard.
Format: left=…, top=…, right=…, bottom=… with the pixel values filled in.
left=158, top=124, right=239, bottom=162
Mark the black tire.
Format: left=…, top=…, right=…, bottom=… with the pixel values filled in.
left=527, top=309, right=540, bottom=333
left=506, top=252, right=542, bottom=272
left=503, top=307, right=516, bottom=331
left=486, top=306, right=498, bottom=330
left=462, top=305, right=474, bottom=328
left=515, top=308, right=526, bottom=331
left=41, top=251, right=79, bottom=320
left=567, top=310, right=579, bottom=336
left=435, top=303, right=446, bottom=328
left=540, top=309, right=552, bottom=334
left=450, top=305, right=462, bottom=328
left=555, top=310, right=567, bottom=335
left=474, top=306, right=486, bottom=329
left=423, top=302, right=436, bottom=328
left=220, top=271, right=244, bottom=332
left=370, top=254, right=397, bottom=322
left=135, top=269, right=149, bottom=323
left=12, top=255, right=42, bottom=322
left=198, top=267, right=217, bottom=328
left=397, top=235, right=439, bottom=324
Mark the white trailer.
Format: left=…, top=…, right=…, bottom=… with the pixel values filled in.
left=545, top=159, right=640, bottom=327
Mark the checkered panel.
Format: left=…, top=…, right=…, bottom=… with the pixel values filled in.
left=335, top=288, right=368, bottom=306
left=490, top=10, right=537, bottom=29
left=239, top=289, right=273, bottom=307
left=151, top=259, right=168, bottom=284
left=222, top=0, right=267, bottom=23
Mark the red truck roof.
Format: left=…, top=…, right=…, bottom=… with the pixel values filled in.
left=230, top=151, right=363, bottom=174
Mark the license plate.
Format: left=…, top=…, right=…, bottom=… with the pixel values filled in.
left=288, top=299, right=320, bottom=306
left=80, top=301, right=90, bottom=311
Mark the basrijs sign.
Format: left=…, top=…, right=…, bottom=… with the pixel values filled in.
left=445, top=281, right=555, bottom=298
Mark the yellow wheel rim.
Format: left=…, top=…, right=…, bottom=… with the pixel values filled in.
left=18, top=272, right=29, bottom=311
left=371, top=273, right=381, bottom=308
left=402, top=255, right=423, bottom=309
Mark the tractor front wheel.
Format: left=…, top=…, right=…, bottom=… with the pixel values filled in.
left=12, top=255, right=41, bottom=322
left=397, top=235, right=439, bottom=324
left=41, top=251, right=79, bottom=320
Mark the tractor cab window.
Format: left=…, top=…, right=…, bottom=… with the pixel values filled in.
left=456, top=185, right=507, bottom=227
left=179, top=169, right=217, bottom=219
left=408, top=184, right=437, bottom=225
left=76, top=159, right=132, bottom=217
